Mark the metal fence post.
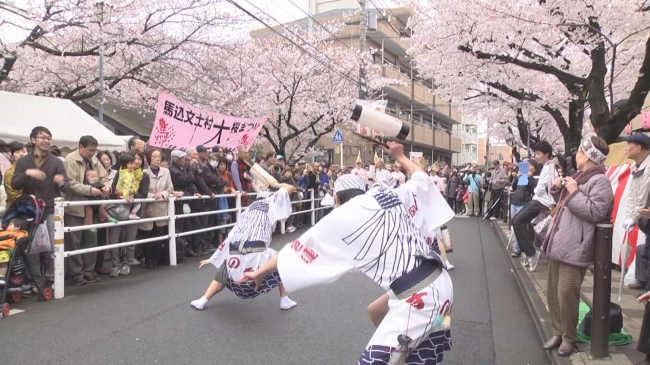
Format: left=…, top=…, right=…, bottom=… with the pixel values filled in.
left=236, top=193, right=242, bottom=223
left=502, top=191, right=509, bottom=224
left=53, top=197, right=65, bottom=299
left=310, top=189, right=315, bottom=226
left=591, top=221, right=613, bottom=359
left=167, top=196, right=177, bottom=266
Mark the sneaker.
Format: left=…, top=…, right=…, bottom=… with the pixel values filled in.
left=120, top=265, right=131, bottom=276
left=133, top=258, right=141, bottom=266
left=0, top=279, right=5, bottom=286
left=511, top=252, right=521, bottom=258
left=529, top=250, right=541, bottom=271
left=628, top=279, right=647, bottom=290
left=286, top=226, right=296, bottom=233
left=109, top=267, right=121, bottom=277
left=520, top=253, right=530, bottom=267
left=83, top=273, right=100, bottom=283
left=72, top=276, right=87, bottom=286
left=280, top=296, right=298, bottom=310
left=128, top=214, right=140, bottom=220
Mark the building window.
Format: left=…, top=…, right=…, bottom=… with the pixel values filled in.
left=472, top=146, right=477, bottom=154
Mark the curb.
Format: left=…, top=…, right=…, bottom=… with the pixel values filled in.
left=490, top=220, right=572, bottom=365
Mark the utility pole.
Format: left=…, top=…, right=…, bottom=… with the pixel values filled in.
left=94, top=1, right=106, bottom=125
left=359, top=0, right=367, bottom=99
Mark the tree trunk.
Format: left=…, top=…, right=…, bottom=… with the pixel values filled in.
left=565, top=99, right=586, bottom=151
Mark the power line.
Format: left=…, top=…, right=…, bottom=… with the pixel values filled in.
left=282, top=0, right=354, bottom=50
left=224, top=0, right=360, bottom=86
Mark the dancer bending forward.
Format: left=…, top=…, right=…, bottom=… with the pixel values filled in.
left=191, top=182, right=298, bottom=311
left=241, top=142, right=455, bottom=364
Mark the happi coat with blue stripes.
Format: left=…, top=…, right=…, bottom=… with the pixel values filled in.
left=276, top=171, right=456, bottom=364
left=209, top=188, right=292, bottom=299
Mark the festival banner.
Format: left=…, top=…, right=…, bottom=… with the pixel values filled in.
left=148, top=90, right=266, bottom=150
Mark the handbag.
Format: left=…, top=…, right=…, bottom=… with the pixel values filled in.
left=579, top=302, right=623, bottom=336
left=28, top=223, right=52, bottom=254
left=533, top=215, right=553, bottom=243
left=105, top=203, right=130, bottom=221
left=439, top=225, right=453, bottom=253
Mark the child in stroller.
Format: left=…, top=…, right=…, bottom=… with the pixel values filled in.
left=0, top=217, right=29, bottom=284
left=0, top=195, right=53, bottom=318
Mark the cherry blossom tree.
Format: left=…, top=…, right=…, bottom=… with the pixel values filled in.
left=184, top=20, right=397, bottom=160
left=402, top=0, right=650, bottom=148
left=0, top=0, right=243, bottom=106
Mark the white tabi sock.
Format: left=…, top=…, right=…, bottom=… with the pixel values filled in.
left=445, top=260, right=455, bottom=271
left=191, top=296, right=208, bottom=310
left=280, top=296, right=297, bottom=310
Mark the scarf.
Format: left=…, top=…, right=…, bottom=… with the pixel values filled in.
left=237, top=158, right=251, bottom=192
left=542, top=164, right=607, bottom=252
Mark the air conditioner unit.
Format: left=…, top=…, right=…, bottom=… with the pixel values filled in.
left=367, top=10, right=377, bottom=31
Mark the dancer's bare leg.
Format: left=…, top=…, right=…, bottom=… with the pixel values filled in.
left=438, top=240, right=454, bottom=270
left=204, top=280, right=225, bottom=299
left=368, top=293, right=390, bottom=327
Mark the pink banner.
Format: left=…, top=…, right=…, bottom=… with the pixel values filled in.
left=148, top=90, right=265, bottom=150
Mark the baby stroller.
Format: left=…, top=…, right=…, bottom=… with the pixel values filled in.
left=0, top=195, right=53, bottom=318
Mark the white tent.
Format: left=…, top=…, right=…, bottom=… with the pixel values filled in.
left=0, top=91, right=127, bottom=151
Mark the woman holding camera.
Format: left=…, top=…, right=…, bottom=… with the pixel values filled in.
left=541, top=134, right=613, bottom=356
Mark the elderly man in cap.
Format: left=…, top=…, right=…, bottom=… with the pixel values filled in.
left=169, top=150, right=206, bottom=256
left=196, top=145, right=225, bottom=252
left=621, top=133, right=650, bottom=290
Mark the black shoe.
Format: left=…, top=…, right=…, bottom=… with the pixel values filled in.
left=153, top=259, right=159, bottom=268
left=543, top=336, right=562, bottom=350
left=72, top=277, right=87, bottom=286
left=83, top=273, right=100, bottom=283
left=185, top=250, right=200, bottom=257
left=146, top=261, right=154, bottom=269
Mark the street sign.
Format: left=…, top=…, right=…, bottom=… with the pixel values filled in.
left=332, top=129, right=344, bottom=143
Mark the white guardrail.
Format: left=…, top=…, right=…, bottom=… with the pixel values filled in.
left=52, top=189, right=327, bottom=299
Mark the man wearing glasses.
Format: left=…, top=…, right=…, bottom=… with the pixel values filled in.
left=11, top=126, right=69, bottom=290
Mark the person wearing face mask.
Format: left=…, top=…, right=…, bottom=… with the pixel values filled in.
left=196, top=145, right=225, bottom=252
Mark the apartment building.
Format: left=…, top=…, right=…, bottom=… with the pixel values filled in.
left=252, top=1, right=463, bottom=167
left=452, top=116, right=479, bottom=166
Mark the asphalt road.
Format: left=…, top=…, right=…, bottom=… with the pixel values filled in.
left=0, top=217, right=549, bottom=365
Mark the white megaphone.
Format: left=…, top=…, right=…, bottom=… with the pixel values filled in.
left=249, top=163, right=279, bottom=186
left=349, top=101, right=410, bottom=141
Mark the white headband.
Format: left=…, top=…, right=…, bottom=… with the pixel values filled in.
left=580, top=135, right=607, bottom=164
left=334, top=175, right=366, bottom=194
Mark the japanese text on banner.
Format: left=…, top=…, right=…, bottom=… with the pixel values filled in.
left=148, top=90, right=266, bottom=150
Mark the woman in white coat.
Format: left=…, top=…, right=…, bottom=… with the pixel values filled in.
left=140, top=149, right=174, bottom=269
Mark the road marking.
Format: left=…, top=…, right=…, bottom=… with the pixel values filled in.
left=8, top=309, right=25, bottom=316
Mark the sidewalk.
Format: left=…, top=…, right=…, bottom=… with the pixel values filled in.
left=490, top=218, right=648, bottom=365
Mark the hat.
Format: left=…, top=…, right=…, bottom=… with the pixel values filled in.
left=624, top=133, right=650, bottom=149
left=334, top=174, right=366, bottom=194
left=297, top=160, right=307, bottom=164
left=196, top=145, right=208, bottom=153
left=10, top=142, right=25, bottom=155
left=170, top=150, right=185, bottom=162
left=276, top=155, right=284, bottom=160
left=431, top=161, right=440, bottom=172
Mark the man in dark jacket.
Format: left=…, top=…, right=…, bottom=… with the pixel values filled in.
left=169, top=150, right=209, bottom=256
left=11, top=126, right=69, bottom=288
left=196, top=145, right=225, bottom=251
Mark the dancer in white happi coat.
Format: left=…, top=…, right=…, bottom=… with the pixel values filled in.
left=190, top=182, right=298, bottom=311
left=239, top=142, right=455, bottom=364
